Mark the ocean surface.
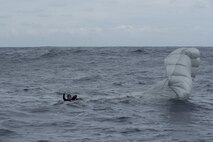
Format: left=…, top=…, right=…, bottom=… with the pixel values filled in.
left=0, top=47, right=212, bottom=142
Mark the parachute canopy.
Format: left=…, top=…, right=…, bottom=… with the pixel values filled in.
left=164, top=48, right=200, bottom=100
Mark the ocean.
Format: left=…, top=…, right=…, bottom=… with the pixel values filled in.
left=0, top=47, right=212, bottom=142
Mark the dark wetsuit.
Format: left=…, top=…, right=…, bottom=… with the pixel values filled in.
left=63, top=93, right=77, bottom=101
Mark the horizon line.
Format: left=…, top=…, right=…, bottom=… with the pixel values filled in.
left=0, top=45, right=213, bottom=48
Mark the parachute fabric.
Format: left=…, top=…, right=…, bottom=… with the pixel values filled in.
left=164, top=48, right=200, bottom=100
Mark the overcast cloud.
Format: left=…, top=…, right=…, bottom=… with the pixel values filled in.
left=0, top=0, right=213, bottom=47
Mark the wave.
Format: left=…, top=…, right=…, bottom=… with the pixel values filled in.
left=94, top=115, right=132, bottom=123
left=1, top=119, right=30, bottom=128
left=0, top=48, right=91, bottom=63
left=131, top=49, right=149, bottom=54
left=120, top=127, right=142, bottom=134
left=88, top=90, right=110, bottom=96
left=36, top=140, right=50, bottom=142
left=40, top=48, right=65, bottom=58
left=113, top=82, right=123, bottom=86
left=0, top=128, right=17, bottom=136
left=40, top=48, right=90, bottom=59
left=73, top=75, right=101, bottom=83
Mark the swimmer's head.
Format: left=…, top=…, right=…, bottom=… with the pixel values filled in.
left=67, top=94, right=72, bottom=100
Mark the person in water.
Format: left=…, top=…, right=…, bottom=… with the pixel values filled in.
left=63, top=93, right=77, bottom=101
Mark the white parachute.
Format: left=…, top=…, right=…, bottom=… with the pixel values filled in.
left=164, top=48, right=200, bottom=100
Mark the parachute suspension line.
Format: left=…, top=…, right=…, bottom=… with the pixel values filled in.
left=161, top=78, right=168, bottom=89
left=169, top=84, right=179, bottom=99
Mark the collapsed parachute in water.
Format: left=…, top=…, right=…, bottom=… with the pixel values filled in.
left=164, top=48, right=200, bottom=100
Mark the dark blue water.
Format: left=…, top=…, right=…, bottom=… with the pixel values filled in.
left=0, top=47, right=213, bottom=142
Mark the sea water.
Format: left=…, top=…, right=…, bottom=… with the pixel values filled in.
left=0, top=47, right=212, bottom=142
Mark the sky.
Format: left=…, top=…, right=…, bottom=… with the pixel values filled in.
left=0, top=0, right=213, bottom=47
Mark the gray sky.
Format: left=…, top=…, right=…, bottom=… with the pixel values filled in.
left=0, top=0, right=213, bottom=47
